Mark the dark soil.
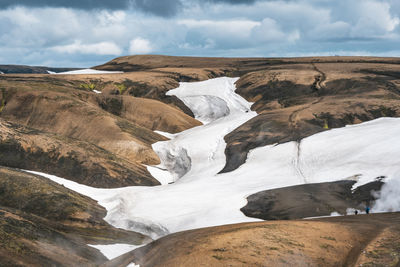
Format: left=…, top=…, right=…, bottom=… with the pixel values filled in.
left=241, top=180, right=384, bottom=220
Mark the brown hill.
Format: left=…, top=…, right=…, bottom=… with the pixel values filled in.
left=104, top=213, right=400, bottom=267
left=95, top=55, right=400, bottom=74
left=0, top=167, right=150, bottom=266
left=0, top=119, right=158, bottom=187
left=0, top=72, right=200, bottom=187
left=222, top=61, right=400, bottom=172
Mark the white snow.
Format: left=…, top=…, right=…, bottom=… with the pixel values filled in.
left=93, top=89, right=102, bottom=94
left=88, top=243, right=143, bottom=260
left=304, top=212, right=343, bottom=219
left=25, top=77, right=400, bottom=240
left=154, top=130, right=175, bottom=139
left=54, top=69, right=123, bottom=75
left=127, top=263, right=140, bottom=267
left=47, top=70, right=57, bottom=74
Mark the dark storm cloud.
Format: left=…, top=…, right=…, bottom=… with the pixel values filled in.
left=206, top=0, right=256, bottom=3
left=0, top=0, right=259, bottom=16
left=0, top=0, right=181, bottom=16
left=0, top=0, right=130, bottom=10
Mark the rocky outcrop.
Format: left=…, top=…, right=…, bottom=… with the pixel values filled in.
left=241, top=180, right=384, bottom=220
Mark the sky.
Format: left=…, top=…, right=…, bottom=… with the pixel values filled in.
left=0, top=0, right=399, bottom=67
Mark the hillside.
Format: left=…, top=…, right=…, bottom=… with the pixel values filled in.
left=0, top=55, right=400, bottom=265
left=0, top=70, right=201, bottom=187
left=0, top=167, right=149, bottom=266
left=0, top=65, right=79, bottom=74
left=95, top=55, right=400, bottom=173
left=104, top=213, right=400, bottom=267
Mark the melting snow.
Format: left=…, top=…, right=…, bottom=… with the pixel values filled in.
left=88, top=243, right=143, bottom=260
left=127, top=263, right=140, bottom=267
left=26, top=77, right=400, bottom=240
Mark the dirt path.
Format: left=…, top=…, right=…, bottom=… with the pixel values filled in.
left=311, top=62, right=327, bottom=91
left=287, top=63, right=326, bottom=130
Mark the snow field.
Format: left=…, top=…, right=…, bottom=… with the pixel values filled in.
left=53, top=69, right=123, bottom=75
left=28, top=77, right=400, bottom=241
left=88, top=243, right=144, bottom=260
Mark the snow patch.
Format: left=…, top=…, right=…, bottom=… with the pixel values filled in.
left=146, top=165, right=173, bottom=185
left=152, top=142, right=191, bottom=183
left=177, top=95, right=230, bottom=124
left=88, top=243, right=143, bottom=260
left=55, top=69, right=123, bottom=75
left=93, top=89, right=102, bottom=94
left=154, top=130, right=175, bottom=139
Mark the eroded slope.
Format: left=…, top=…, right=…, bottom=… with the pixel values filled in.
left=0, top=167, right=149, bottom=266
left=0, top=72, right=201, bottom=187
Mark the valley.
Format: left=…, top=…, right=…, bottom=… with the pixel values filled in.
left=0, top=55, right=399, bottom=266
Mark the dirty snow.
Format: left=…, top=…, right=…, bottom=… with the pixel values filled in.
left=88, top=243, right=143, bottom=260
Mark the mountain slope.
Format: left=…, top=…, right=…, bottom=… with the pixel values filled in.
left=222, top=62, right=400, bottom=172
left=0, top=72, right=200, bottom=187
left=0, top=119, right=158, bottom=187
left=0, top=167, right=149, bottom=266
left=104, top=213, right=400, bottom=267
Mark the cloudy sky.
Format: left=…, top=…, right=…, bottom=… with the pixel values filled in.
left=0, top=0, right=399, bottom=67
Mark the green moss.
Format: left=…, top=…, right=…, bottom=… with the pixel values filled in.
left=115, top=83, right=127, bottom=95
left=323, top=120, right=329, bottom=129
left=0, top=99, right=5, bottom=113
left=80, top=83, right=96, bottom=90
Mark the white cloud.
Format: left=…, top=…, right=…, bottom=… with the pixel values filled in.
left=0, top=1, right=400, bottom=66
left=129, top=38, right=153, bottom=54
left=351, top=1, right=399, bottom=37
left=179, top=19, right=260, bottom=38
left=97, top=10, right=126, bottom=26
left=251, top=18, right=299, bottom=43
left=51, top=40, right=122, bottom=55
